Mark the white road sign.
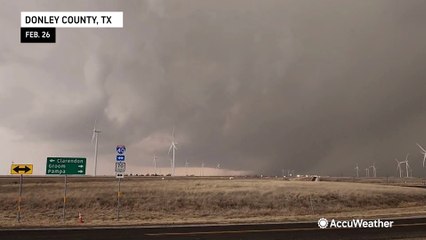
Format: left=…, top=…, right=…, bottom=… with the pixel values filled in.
left=115, top=162, right=126, bottom=173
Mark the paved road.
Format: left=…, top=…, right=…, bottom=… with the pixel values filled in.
left=2, top=217, right=426, bottom=240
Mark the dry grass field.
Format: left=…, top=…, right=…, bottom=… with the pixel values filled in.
left=1, top=177, right=426, bottom=227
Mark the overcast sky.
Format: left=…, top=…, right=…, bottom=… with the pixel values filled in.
left=1, top=0, right=426, bottom=176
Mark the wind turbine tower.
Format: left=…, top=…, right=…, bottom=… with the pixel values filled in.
left=201, top=161, right=205, bottom=177
left=153, top=154, right=158, bottom=175
left=370, top=164, right=377, bottom=178
left=168, top=128, right=177, bottom=176
left=365, top=168, right=369, bottom=177
left=355, top=164, right=359, bottom=178
left=395, top=159, right=403, bottom=178
left=404, top=153, right=410, bottom=178
left=91, top=122, right=101, bottom=177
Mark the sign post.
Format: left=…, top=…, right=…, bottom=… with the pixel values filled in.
left=117, top=178, right=121, bottom=220
left=46, top=157, right=86, bottom=222
left=10, top=164, right=33, bottom=223
left=115, top=145, right=126, bottom=221
left=18, top=174, right=22, bottom=223
left=63, top=175, right=67, bottom=222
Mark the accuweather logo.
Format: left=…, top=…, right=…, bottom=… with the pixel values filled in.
left=317, top=218, right=393, bottom=229
left=318, top=218, right=329, bottom=229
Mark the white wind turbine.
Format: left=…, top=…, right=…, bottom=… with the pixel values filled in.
left=168, top=128, right=177, bottom=176
left=153, top=154, right=158, bottom=175
left=91, top=121, right=101, bottom=177
left=365, top=168, right=369, bottom=177
left=416, top=143, right=426, bottom=167
left=201, top=161, right=205, bottom=177
left=185, top=160, right=189, bottom=176
left=404, top=153, right=410, bottom=178
left=395, top=159, right=403, bottom=178
left=355, top=164, right=359, bottom=178
left=369, top=164, right=377, bottom=178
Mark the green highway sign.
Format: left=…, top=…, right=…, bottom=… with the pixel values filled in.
left=46, top=157, right=86, bottom=175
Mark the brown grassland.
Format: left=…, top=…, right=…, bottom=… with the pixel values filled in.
left=1, top=177, right=426, bottom=227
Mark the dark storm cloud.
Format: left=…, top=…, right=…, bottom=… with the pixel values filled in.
left=1, top=0, right=426, bottom=176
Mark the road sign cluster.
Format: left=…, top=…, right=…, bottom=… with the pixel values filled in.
left=115, top=145, right=126, bottom=178
left=9, top=145, right=128, bottom=223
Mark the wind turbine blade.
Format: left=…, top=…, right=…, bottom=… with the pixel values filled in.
left=91, top=131, right=96, bottom=143
left=405, top=153, right=409, bottom=161
left=423, top=154, right=426, bottom=167
left=417, top=143, right=426, bottom=152
left=168, top=144, right=173, bottom=155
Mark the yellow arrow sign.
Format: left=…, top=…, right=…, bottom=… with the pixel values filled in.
left=10, top=164, right=33, bottom=175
